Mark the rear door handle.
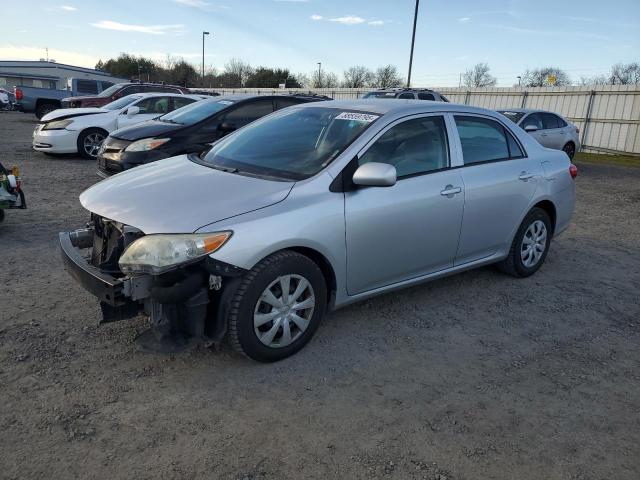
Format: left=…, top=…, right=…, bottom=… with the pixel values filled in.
left=518, top=172, right=535, bottom=181
left=440, top=185, right=462, bottom=196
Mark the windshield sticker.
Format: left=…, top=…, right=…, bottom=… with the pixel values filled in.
left=335, top=112, right=379, bottom=123
left=217, top=100, right=234, bottom=105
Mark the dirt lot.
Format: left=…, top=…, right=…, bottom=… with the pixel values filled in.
left=0, top=110, right=639, bottom=480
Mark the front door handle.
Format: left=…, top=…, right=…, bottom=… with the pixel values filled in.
left=440, top=185, right=462, bottom=196
left=518, top=172, right=535, bottom=181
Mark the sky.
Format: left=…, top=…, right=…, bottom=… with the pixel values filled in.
left=1, top=0, right=639, bottom=86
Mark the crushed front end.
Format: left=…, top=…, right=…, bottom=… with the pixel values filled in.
left=59, top=214, right=243, bottom=353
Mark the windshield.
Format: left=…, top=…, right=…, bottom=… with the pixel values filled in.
left=103, top=95, right=143, bottom=111
left=98, top=84, right=125, bottom=98
left=498, top=111, right=526, bottom=124
left=158, top=99, right=231, bottom=125
left=200, top=107, right=379, bottom=181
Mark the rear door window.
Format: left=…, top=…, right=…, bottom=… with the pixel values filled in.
left=417, top=93, right=435, bottom=101
left=454, top=116, right=511, bottom=165
left=398, top=93, right=415, bottom=99
left=542, top=113, right=561, bottom=129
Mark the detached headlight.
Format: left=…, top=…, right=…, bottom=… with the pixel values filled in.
left=118, top=231, right=232, bottom=275
left=43, top=119, right=73, bottom=130
left=125, top=138, right=170, bottom=152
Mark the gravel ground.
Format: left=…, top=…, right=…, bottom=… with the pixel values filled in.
left=1, top=110, right=639, bottom=480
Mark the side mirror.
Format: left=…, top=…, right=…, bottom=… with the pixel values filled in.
left=126, top=106, right=140, bottom=117
left=524, top=124, right=538, bottom=132
left=352, top=162, right=397, bottom=187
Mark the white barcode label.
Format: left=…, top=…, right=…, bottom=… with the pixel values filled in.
left=335, top=112, right=379, bottom=123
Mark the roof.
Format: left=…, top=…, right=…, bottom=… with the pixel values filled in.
left=129, top=92, right=198, bottom=98
left=368, top=87, right=438, bottom=93
left=496, top=108, right=552, bottom=114
left=295, top=98, right=496, bottom=116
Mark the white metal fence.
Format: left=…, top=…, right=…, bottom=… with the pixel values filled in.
left=210, top=85, right=640, bottom=156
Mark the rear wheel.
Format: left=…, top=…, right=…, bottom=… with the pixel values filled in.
left=498, top=208, right=552, bottom=278
left=225, top=250, right=327, bottom=362
left=562, top=142, right=576, bottom=160
left=77, top=128, right=107, bottom=159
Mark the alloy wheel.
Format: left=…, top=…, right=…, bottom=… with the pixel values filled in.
left=84, top=132, right=105, bottom=158
left=521, top=220, right=547, bottom=268
left=253, top=274, right=315, bottom=348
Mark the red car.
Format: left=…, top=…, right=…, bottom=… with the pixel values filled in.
left=61, top=82, right=190, bottom=108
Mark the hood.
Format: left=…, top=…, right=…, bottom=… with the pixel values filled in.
left=80, top=155, right=294, bottom=234
left=63, top=96, right=109, bottom=107
left=41, top=107, right=109, bottom=122
left=111, top=119, right=183, bottom=141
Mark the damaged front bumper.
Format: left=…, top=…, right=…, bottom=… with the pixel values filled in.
left=59, top=225, right=246, bottom=350
left=59, top=229, right=151, bottom=321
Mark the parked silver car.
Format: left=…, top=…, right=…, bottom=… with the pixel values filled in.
left=498, top=109, right=581, bottom=159
left=60, top=100, right=577, bottom=361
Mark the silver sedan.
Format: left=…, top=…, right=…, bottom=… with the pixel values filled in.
left=498, top=108, right=581, bottom=159
left=60, top=100, right=577, bottom=361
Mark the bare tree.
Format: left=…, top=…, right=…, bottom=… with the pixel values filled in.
left=521, top=67, right=571, bottom=87
left=311, top=70, right=339, bottom=88
left=462, top=63, right=497, bottom=88
left=325, top=72, right=339, bottom=88
left=342, top=66, right=374, bottom=88
left=579, top=74, right=608, bottom=86
left=224, top=58, right=253, bottom=87
left=294, top=72, right=311, bottom=88
left=609, top=62, right=640, bottom=85
left=373, top=65, right=403, bottom=88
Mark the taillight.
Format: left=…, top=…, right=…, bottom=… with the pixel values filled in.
left=15, top=88, right=23, bottom=100
left=569, top=164, right=578, bottom=179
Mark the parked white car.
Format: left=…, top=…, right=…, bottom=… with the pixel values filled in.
left=33, top=93, right=205, bottom=159
left=497, top=109, right=581, bottom=159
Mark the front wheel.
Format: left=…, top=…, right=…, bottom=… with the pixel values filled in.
left=498, top=208, right=552, bottom=277
left=77, top=128, right=107, bottom=160
left=225, top=251, right=327, bottom=362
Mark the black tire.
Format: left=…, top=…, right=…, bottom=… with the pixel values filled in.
left=498, top=208, right=552, bottom=278
left=225, top=250, right=327, bottom=362
left=76, top=128, right=107, bottom=160
left=562, top=142, right=576, bottom=160
left=35, top=103, right=58, bottom=119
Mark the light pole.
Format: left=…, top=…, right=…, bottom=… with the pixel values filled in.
left=202, top=31, right=210, bottom=78
left=406, top=0, right=420, bottom=87
left=317, top=62, right=322, bottom=88
left=517, top=75, right=522, bottom=87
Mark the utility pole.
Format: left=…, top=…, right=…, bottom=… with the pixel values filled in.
left=202, top=31, right=210, bottom=78
left=406, top=0, right=420, bottom=87
left=317, top=62, right=322, bottom=88
left=459, top=73, right=462, bottom=88
left=517, top=75, right=522, bottom=87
